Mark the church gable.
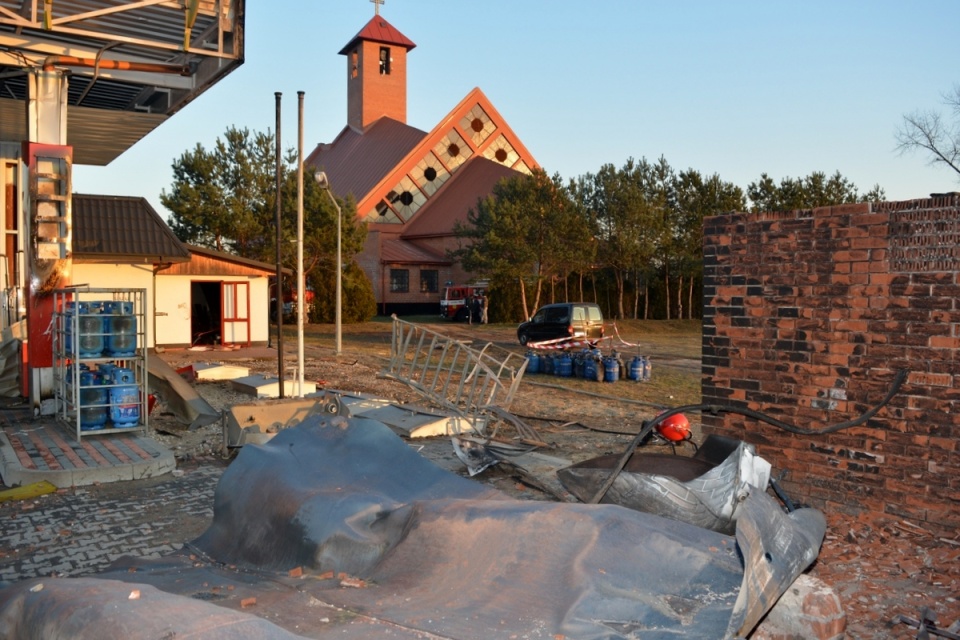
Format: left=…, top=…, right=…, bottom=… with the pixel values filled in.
left=355, top=87, right=538, bottom=229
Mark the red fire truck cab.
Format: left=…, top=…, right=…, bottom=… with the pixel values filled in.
left=440, top=283, right=487, bottom=321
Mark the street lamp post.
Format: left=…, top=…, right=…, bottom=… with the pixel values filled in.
left=314, top=171, right=342, bottom=356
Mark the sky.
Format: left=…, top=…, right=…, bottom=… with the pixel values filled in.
left=74, top=1, right=960, bottom=219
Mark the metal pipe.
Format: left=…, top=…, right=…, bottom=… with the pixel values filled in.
left=296, top=91, right=305, bottom=396
left=42, top=55, right=191, bottom=76
left=336, top=176, right=342, bottom=357
left=274, top=91, right=284, bottom=398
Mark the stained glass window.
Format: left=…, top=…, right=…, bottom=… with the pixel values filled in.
left=386, top=175, right=426, bottom=220
left=460, top=104, right=496, bottom=147
left=434, top=129, right=473, bottom=173
left=513, top=160, right=533, bottom=176
left=364, top=201, right=402, bottom=224
left=411, top=152, right=451, bottom=197
left=483, top=134, right=519, bottom=167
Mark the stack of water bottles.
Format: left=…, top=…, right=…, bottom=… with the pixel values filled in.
left=64, top=299, right=140, bottom=431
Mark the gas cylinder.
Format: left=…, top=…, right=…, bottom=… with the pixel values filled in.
left=603, top=356, right=620, bottom=382
left=629, top=356, right=646, bottom=382
left=108, top=367, right=140, bottom=428
left=525, top=351, right=541, bottom=374
left=557, top=352, right=573, bottom=377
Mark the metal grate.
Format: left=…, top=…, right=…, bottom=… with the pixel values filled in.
left=382, top=315, right=528, bottom=435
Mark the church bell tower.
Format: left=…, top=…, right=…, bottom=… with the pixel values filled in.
left=339, top=6, right=416, bottom=130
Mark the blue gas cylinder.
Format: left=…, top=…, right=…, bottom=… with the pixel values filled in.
left=108, top=367, right=140, bottom=428
left=583, top=357, right=597, bottom=381
left=557, top=353, right=573, bottom=377
left=103, top=301, right=137, bottom=357
left=629, top=356, right=646, bottom=382
left=525, top=351, right=541, bottom=374
left=603, top=356, right=620, bottom=383
left=65, top=301, right=105, bottom=357
left=79, top=370, right=108, bottom=430
left=542, top=353, right=555, bottom=375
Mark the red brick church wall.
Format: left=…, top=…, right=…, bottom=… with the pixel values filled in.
left=701, top=194, right=960, bottom=535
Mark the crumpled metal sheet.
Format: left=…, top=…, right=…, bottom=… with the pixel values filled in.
left=0, top=416, right=826, bottom=639
left=557, top=440, right=773, bottom=534
left=0, top=577, right=304, bottom=639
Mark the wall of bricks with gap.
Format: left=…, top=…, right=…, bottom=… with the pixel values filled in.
left=701, top=194, right=960, bottom=535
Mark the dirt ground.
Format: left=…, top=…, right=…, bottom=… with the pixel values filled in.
left=142, top=321, right=959, bottom=639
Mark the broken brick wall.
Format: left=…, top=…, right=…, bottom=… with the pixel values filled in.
left=701, top=194, right=960, bottom=535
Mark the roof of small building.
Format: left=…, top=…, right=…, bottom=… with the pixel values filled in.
left=402, top=157, right=521, bottom=239
left=338, top=15, right=416, bottom=55
left=381, top=238, right=449, bottom=265
left=71, top=194, right=190, bottom=263
left=186, top=244, right=287, bottom=275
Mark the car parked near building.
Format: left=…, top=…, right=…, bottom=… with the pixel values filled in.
left=517, top=302, right=604, bottom=345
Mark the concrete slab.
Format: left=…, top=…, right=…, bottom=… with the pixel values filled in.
left=0, top=425, right=176, bottom=488
left=191, top=362, right=251, bottom=381
left=223, top=395, right=344, bottom=449
left=230, top=374, right=317, bottom=398
left=355, top=405, right=476, bottom=438
left=147, top=356, right=219, bottom=429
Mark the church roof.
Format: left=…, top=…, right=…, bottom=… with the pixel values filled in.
left=338, top=15, right=416, bottom=55
left=306, top=118, right=427, bottom=202
left=402, top=157, right=521, bottom=239
left=381, top=238, right=449, bottom=265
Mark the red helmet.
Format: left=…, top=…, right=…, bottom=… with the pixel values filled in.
left=656, top=413, right=690, bottom=442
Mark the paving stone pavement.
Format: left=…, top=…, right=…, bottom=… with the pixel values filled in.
left=0, top=461, right=223, bottom=583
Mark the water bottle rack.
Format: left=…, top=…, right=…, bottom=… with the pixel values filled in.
left=52, top=288, right=148, bottom=440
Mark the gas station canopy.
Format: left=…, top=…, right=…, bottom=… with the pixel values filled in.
left=0, top=0, right=245, bottom=165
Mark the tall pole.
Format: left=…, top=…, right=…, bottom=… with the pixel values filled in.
left=336, top=186, right=342, bottom=356
left=274, top=91, right=284, bottom=398
left=296, top=91, right=305, bottom=397
left=314, top=172, right=343, bottom=357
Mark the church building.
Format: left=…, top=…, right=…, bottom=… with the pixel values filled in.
left=305, top=10, right=538, bottom=315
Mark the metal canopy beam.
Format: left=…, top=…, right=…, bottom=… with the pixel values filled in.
left=0, top=0, right=244, bottom=165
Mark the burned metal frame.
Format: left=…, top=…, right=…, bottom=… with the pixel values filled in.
left=383, top=315, right=528, bottom=434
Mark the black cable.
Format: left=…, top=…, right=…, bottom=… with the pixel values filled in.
left=588, top=369, right=908, bottom=505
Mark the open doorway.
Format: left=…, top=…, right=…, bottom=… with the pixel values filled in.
left=191, top=281, right=222, bottom=346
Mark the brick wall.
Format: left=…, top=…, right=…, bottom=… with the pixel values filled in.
left=701, top=194, right=960, bottom=535
left=347, top=40, right=407, bottom=130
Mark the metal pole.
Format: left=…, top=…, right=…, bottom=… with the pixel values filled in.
left=296, top=91, right=305, bottom=397
left=274, top=91, right=284, bottom=398
left=336, top=186, right=342, bottom=356
left=314, top=172, right=343, bottom=357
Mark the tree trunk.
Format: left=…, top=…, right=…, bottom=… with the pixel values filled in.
left=643, top=283, right=649, bottom=319
left=677, top=274, right=683, bottom=321
left=664, top=267, right=671, bottom=321
left=687, top=277, right=694, bottom=320
left=519, top=276, right=529, bottom=320
left=615, top=269, right=626, bottom=320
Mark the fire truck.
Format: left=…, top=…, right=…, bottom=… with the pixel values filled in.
left=440, top=282, right=487, bottom=321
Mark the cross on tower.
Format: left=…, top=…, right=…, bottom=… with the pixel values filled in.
left=371, top=0, right=384, bottom=16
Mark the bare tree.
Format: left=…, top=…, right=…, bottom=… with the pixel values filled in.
left=896, top=84, right=960, bottom=181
